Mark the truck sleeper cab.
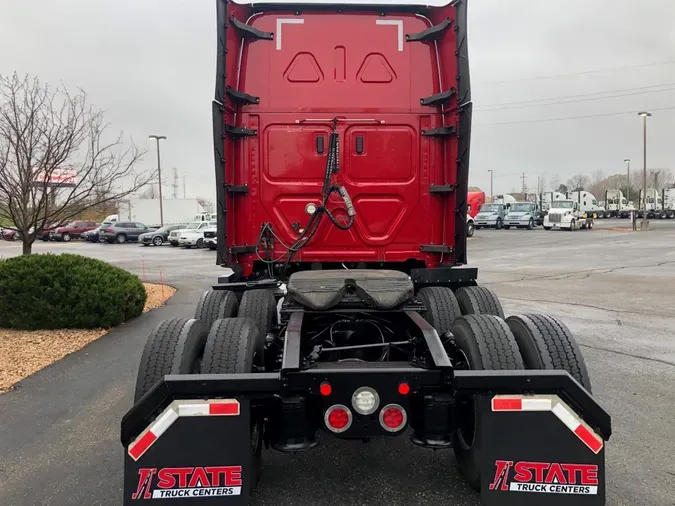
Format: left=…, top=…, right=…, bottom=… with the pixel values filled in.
left=121, top=1, right=611, bottom=505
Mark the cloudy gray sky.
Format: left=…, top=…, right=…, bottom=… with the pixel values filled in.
left=1, top=0, right=674, bottom=198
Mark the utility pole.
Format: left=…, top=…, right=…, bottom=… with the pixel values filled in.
left=521, top=172, right=526, bottom=196
left=148, top=135, right=166, bottom=226
left=624, top=159, right=630, bottom=204
left=638, top=112, right=652, bottom=227
left=172, top=168, right=179, bottom=199
left=487, top=169, right=493, bottom=202
left=183, top=175, right=186, bottom=199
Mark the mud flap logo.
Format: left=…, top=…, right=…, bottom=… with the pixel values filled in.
left=132, top=466, right=242, bottom=500
left=490, top=460, right=598, bottom=495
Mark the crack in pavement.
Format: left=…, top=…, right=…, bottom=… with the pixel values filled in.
left=580, top=343, right=675, bottom=368
left=481, top=260, right=675, bottom=286
left=497, top=296, right=663, bottom=318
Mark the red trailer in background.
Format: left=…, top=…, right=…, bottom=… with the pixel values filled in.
left=468, top=191, right=485, bottom=218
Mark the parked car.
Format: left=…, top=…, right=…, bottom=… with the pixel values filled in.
left=99, top=222, right=155, bottom=244
left=179, top=221, right=217, bottom=248
left=39, top=222, right=64, bottom=241
left=203, top=227, right=217, bottom=250
left=83, top=224, right=105, bottom=242
left=139, top=224, right=186, bottom=246
left=50, top=220, right=98, bottom=242
left=3, top=229, right=19, bottom=241
left=168, top=221, right=215, bottom=247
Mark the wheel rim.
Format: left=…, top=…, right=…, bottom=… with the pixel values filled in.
left=117, top=235, right=125, bottom=243
left=153, top=236, right=162, bottom=246
left=63, top=234, right=70, bottom=242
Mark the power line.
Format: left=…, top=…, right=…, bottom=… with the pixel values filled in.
left=476, top=83, right=675, bottom=111
left=474, top=59, right=675, bottom=86
left=474, top=105, right=675, bottom=127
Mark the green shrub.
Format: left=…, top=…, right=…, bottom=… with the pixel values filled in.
left=0, top=253, right=147, bottom=330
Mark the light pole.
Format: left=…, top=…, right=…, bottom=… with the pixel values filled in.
left=487, top=169, right=493, bottom=202
left=149, top=135, right=166, bottom=226
left=623, top=158, right=630, bottom=205
left=637, top=112, right=651, bottom=225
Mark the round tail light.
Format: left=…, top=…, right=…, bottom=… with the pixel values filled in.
left=325, top=404, right=352, bottom=433
left=379, top=404, right=407, bottom=433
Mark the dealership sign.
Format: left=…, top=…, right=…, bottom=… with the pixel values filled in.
left=33, top=168, right=77, bottom=187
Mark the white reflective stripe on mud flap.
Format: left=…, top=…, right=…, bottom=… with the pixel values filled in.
left=491, top=394, right=604, bottom=454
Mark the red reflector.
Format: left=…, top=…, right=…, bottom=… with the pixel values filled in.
left=320, top=382, right=332, bottom=396
left=209, top=401, right=240, bottom=416
left=574, top=424, right=603, bottom=454
left=128, top=430, right=157, bottom=460
left=398, top=382, right=410, bottom=395
left=492, top=398, right=523, bottom=411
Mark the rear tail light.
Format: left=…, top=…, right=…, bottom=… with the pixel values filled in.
left=379, top=404, right=407, bottom=433
left=324, top=404, right=352, bottom=433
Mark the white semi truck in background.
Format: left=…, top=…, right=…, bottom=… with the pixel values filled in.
left=543, top=199, right=594, bottom=231
left=118, top=198, right=206, bottom=227
left=636, top=188, right=675, bottom=219
left=603, top=190, right=635, bottom=218
left=566, top=190, right=606, bottom=218
left=637, top=189, right=662, bottom=219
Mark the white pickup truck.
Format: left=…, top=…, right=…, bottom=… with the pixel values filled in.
left=543, top=200, right=594, bottom=231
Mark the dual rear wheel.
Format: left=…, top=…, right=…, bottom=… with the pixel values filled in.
left=418, top=284, right=591, bottom=490
left=134, top=288, right=277, bottom=489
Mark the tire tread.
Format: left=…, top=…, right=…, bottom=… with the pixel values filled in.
left=455, top=286, right=505, bottom=319
left=418, top=286, right=462, bottom=335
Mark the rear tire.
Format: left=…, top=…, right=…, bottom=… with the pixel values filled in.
left=455, top=286, right=505, bottom=319
left=62, top=233, right=71, bottom=242
left=202, top=318, right=265, bottom=489
left=417, top=286, right=462, bottom=336
left=238, top=289, right=277, bottom=335
left=451, top=315, right=524, bottom=490
left=194, top=290, right=239, bottom=330
left=134, top=318, right=208, bottom=402
left=506, top=314, right=592, bottom=392
left=116, top=233, right=127, bottom=244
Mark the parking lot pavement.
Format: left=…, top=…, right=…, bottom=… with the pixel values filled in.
left=1, top=222, right=675, bottom=505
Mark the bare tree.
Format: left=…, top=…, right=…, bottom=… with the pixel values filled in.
left=139, top=184, right=159, bottom=199
left=0, top=73, right=154, bottom=254
left=549, top=174, right=560, bottom=192
left=567, top=174, right=591, bottom=192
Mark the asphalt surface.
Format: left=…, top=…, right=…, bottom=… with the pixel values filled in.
left=1, top=219, right=674, bottom=506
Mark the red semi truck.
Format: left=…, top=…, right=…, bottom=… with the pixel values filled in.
left=122, top=1, right=611, bottom=505
left=468, top=191, right=485, bottom=218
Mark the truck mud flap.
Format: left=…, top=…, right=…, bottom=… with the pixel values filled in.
left=123, top=399, right=251, bottom=505
left=480, top=394, right=605, bottom=505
